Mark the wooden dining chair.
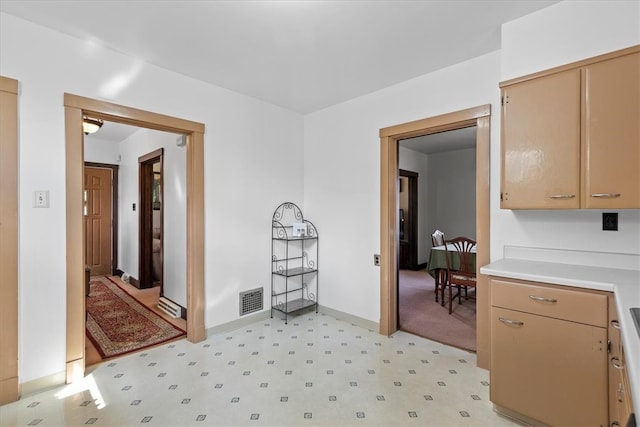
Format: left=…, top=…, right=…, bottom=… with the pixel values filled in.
left=443, top=236, right=477, bottom=314
left=431, top=229, right=445, bottom=247
left=430, top=229, right=446, bottom=302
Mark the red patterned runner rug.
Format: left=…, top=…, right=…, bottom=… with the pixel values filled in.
left=86, top=276, right=186, bottom=359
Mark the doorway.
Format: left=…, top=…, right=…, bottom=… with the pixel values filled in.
left=138, top=149, right=164, bottom=290
left=64, top=93, right=205, bottom=383
left=397, top=129, right=477, bottom=351
left=398, top=170, right=418, bottom=270
left=379, top=105, right=491, bottom=369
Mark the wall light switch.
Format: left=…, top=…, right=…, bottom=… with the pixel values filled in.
left=34, top=190, right=49, bottom=208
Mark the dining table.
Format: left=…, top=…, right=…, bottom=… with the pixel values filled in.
left=427, top=244, right=477, bottom=303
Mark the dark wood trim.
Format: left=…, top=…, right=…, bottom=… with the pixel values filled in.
left=138, top=149, right=164, bottom=289
left=84, top=162, right=119, bottom=276
left=139, top=148, right=163, bottom=163
left=399, top=169, right=419, bottom=270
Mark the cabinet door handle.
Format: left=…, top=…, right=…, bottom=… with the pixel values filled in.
left=549, top=194, right=576, bottom=199
left=529, top=295, right=557, bottom=303
left=611, top=320, right=620, bottom=329
left=611, top=357, right=624, bottom=369
left=498, top=317, right=524, bottom=326
left=591, top=193, right=621, bottom=198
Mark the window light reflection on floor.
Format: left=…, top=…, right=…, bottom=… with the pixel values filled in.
left=54, top=374, right=106, bottom=410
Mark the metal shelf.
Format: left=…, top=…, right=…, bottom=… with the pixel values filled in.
left=272, top=298, right=317, bottom=315
left=272, top=266, right=317, bottom=277
left=271, top=202, right=318, bottom=324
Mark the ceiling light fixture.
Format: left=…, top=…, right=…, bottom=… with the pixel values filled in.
left=83, top=116, right=103, bottom=135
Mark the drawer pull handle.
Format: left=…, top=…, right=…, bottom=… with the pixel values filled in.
left=591, top=193, right=621, bottom=198
left=529, top=295, right=557, bottom=303
left=611, top=320, right=620, bottom=329
left=549, top=194, right=576, bottom=199
left=611, top=357, right=624, bottom=370
left=499, top=317, right=524, bottom=326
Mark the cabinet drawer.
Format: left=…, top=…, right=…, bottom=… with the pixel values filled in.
left=491, top=278, right=608, bottom=327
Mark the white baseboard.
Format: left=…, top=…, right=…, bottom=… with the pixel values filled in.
left=206, top=306, right=380, bottom=336
left=318, top=305, right=380, bottom=333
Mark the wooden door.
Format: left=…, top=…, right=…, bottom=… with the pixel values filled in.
left=583, top=52, right=640, bottom=208
left=501, top=69, right=581, bottom=209
left=84, top=166, right=113, bottom=276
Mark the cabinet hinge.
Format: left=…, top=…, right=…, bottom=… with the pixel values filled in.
left=501, top=95, right=509, bottom=106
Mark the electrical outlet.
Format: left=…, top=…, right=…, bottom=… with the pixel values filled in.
left=374, top=254, right=381, bottom=266
left=602, top=212, right=618, bottom=231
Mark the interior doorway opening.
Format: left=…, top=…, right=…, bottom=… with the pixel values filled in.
left=379, top=105, right=491, bottom=369
left=64, top=93, right=205, bottom=384
left=396, top=128, right=478, bottom=352
left=138, top=148, right=164, bottom=290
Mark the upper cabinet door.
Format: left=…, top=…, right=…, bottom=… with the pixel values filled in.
left=501, top=69, right=581, bottom=209
left=583, top=52, right=640, bottom=209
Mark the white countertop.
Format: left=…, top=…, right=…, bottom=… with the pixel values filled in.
left=481, top=258, right=640, bottom=415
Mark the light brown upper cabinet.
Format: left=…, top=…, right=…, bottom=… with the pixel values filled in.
left=500, top=46, right=640, bottom=209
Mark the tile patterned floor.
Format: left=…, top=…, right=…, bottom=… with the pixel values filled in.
left=1, top=311, right=518, bottom=426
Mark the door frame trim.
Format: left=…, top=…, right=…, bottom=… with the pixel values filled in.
left=379, top=105, right=491, bottom=368
left=0, top=75, right=19, bottom=404
left=64, top=93, right=206, bottom=383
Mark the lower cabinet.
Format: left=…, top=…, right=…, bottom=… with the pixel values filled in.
left=490, top=277, right=609, bottom=426
left=608, top=297, right=635, bottom=426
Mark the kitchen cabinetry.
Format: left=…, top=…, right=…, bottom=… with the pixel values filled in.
left=271, top=202, right=318, bottom=324
left=490, top=277, right=609, bottom=425
left=609, top=298, right=635, bottom=426
left=500, top=46, right=639, bottom=209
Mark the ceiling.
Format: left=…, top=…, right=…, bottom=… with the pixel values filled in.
left=400, top=126, right=477, bottom=155
left=1, top=0, right=560, bottom=114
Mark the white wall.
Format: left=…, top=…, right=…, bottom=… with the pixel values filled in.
left=1, top=12, right=304, bottom=383
left=427, top=148, right=476, bottom=243
left=116, top=128, right=187, bottom=307
left=493, top=0, right=640, bottom=261
left=2, top=0, right=639, bottom=387
left=304, top=1, right=640, bottom=324
left=304, top=51, right=502, bottom=323
left=399, top=147, right=429, bottom=264
left=84, top=136, right=119, bottom=164
left=501, top=0, right=640, bottom=81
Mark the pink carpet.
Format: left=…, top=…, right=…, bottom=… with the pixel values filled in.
left=399, top=269, right=476, bottom=352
